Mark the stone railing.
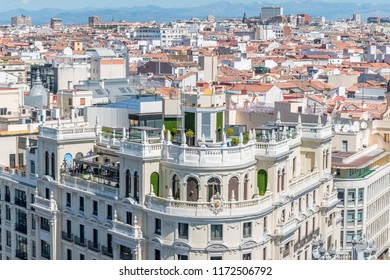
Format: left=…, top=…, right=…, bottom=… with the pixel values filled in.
left=62, top=174, right=119, bottom=199
left=39, top=125, right=97, bottom=141
left=145, top=194, right=272, bottom=217
left=289, top=170, right=319, bottom=194
left=162, top=142, right=256, bottom=168
left=301, top=124, right=333, bottom=140
left=109, top=220, right=142, bottom=239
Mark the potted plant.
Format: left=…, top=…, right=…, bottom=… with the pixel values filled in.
left=185, top=130, right=195, bottom=146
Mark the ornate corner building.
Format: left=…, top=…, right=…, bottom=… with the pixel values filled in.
left=0, top=90, right=340, bottom=260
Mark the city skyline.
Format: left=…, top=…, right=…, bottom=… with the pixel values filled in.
left=4, top=0, right=390, bottom=11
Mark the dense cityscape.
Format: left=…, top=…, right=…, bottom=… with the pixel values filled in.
left=0, top=4, right=389, bottom=261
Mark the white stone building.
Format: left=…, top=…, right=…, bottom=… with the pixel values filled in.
left=0, top=91, right=339, bottom=260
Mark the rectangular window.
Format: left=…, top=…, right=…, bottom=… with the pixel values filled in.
left=178, top=223, right=189, bottom=239
left=80, top=224, right=85, bottom=240
left=32, top=240, right=36, bottom=258
left=80, top=254, right=85, bottom=260
left=202, top=113, right=211, bottom=139
left=243, top=253, right=251, bottom=260
left=210, top=256, right=222, bottom=260
left=263, top=216, right=267, bottom=233
left=18, top=153, right=24, bottom=167
left=41, top=240, right=51, bottom=259
left=45, top=188, right=50, bottom=199
left=358, top=188, right=364, bottom=204
left=126, top=212, right=132, bottom=225
left=79, top=197, right=84, bottom=212
left=68, top=99, right=73, bottom=106
left=263, top=247, right=267, bottom=260
left=155, top=249, right=161, bottom=260
left=93, top=200, right=98, bottom=216
left=30, top=160, right=35, bottom=174
left=243, top=222, right=252, bottom=238
left=347, top=210, right=355, bottom=225
left=346, top=231, right=354, bottom=244
left=41, top=217, right=50, bottom=232
left=211, top=225, right=223, bottom=240
left=306, top=193, right=309, bottom=207
left=66, top=192, right=71, bottom=207
left=67, top=249, right=72, bottom=260
left=340, top=231, right=344, bottom=247
left=0, top=108, right=7, bottom=115
left=357, top=209, right=363, bottom=223
left=107, top=205, right=112, bottom=220
left=6, top=230, right=11, bottom=247
left=80, top=98, right=85, bottom=105
left=342, top=140, right=348, bottom=152
left=155, top=218, right=161, bottom=235
left=9, top=154, right=16, bottom=168
left=178, top=254, right=189, bottom=260
left=337, top=189, right=344, bottom=205
left=6, top=205, right=11, bottom=220
left=348, top=190, right=355, bottom=205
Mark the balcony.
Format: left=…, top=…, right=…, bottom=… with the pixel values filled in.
left=88, top=241, right=100, bottom=252
left=162, top=140, right=255, bottom=168
left=120, top=252, right=133, bottom=260
left=41, top=251, right=50, bottom=259
left=101, top=245, right=113, bottom=257
left=61, top=174, right=119, bottom=200
left=16, top=250, right=28, bottom=260
left=74, top=236, right=86, bottom=247
left=39, top=123, right=97, bottom=141
left=145, top=194, right=272, bottom=218
left=62, top=231, right=74, bottom=242
left=15, top=197, right=27, bottom=208
left=15, top=223, right=27, bottom=234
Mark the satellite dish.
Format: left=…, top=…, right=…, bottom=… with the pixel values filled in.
left=342, top=124, right=350, bottom=133
left=353, top=121, right=360, bottom=130
left=361, top=122, right=367, bottom=129
left=335, top=124, right=342, bottom=133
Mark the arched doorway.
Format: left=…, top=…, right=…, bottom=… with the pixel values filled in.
left=257, top=170, right=267, bottom=195
left=186, top=177, right=198, bottom=201
left=228, top=177, right=239, bottom=201
left=150, top=172, right=159, bottom=196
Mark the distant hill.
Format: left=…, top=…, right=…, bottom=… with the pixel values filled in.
left=0, top=1, right=389, bottom=25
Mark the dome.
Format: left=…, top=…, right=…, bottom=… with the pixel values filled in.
left=30, top=70, right=48, bottom=97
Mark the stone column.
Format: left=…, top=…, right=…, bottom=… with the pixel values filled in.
left=35, top=216, right=40, bottom=259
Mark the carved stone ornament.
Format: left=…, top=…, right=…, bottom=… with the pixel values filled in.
left=209, top=192, right=224, bottom=214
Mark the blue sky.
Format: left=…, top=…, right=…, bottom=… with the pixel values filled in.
left=5, top=0, right=388, bottom=11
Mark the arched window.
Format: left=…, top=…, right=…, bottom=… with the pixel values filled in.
left=228, top=176, right=239, bottom=201
left=125, top=170, right=131, bottom=198
left=257, top=170, right=267, bottom=195
left=133, top=171, right=139, bottom=201
left=172, top=175, right=180, bottom=200
left=150, top=172, right=159, bottom=196
left=277, top=169, right=281, bottom=193
left=45, top=151, right=49, bottom=175
left=325, top=150, right=329, bottom=169
left=281, top=168, right=286, bottom=191
left=186, top=177, right=198, bottom=201
left=244, top=174, right=249, bottom=200
left=207, top=177, right=221, bottom=200
left=51, top=152, right=55, bottom=179
left=323, top=150, right=326, bottom=170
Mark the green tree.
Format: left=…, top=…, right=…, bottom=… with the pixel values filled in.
left=226, top=127, right=234, bottom=136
